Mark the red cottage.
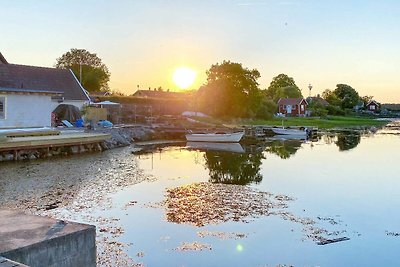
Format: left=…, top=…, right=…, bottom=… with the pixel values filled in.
left=366, top=100, right=379, bottom=112
left=277, top=98, right=308, bottom=116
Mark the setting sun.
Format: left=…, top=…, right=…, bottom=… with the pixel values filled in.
left=172, top=67, right=197, bottom=89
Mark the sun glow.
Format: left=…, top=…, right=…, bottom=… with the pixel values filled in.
left=173, top=67, right=197, bottom=89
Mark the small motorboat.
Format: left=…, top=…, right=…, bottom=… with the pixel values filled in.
left=185, top=131, right=244, bottom=143
left=186, top=142, right=245, bottom=153
left=271, top=127, right=307, bottom=137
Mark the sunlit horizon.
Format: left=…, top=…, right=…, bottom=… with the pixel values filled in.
left=172, top=67, right=197, bottom=90
left=2, top=1, right=399, bottom=102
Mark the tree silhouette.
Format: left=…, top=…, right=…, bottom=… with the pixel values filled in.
left=55, top=48, right=110, bottom=92
left=204, top=151, right=264, bottom=185
left=335, top=132, right=361, bottom=151
left=265, top=139, right=303, bottom=159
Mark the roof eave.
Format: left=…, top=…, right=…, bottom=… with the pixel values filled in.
left=0, top=87, right=63, bottom=96
left=68, top=69, right=91, bottom=102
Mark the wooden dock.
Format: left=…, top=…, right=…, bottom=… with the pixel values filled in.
left=0, top=128, right=60, bottom=138
left=0, top=132, right=110, bottom=161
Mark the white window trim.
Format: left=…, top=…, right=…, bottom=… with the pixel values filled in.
left=0, top=95, right=6, bottom=120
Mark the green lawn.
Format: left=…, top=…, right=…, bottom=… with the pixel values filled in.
left=239, top=116, right=390, bottom=129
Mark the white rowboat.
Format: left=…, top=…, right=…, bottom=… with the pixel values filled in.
left=185, top=131, right=244, bottom=143
left=271, top=127, right=307, bottom=137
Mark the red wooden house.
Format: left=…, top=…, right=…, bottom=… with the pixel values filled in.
left=277, top=98, right=308, bottom=116
left=366, top=100, right=379, bottom=112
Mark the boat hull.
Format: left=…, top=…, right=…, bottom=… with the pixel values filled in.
left=271, top=128, right=307, bottom=137
left=186, top=142, right=245, bottom=153
left=185, top=131, right=244, bottom=142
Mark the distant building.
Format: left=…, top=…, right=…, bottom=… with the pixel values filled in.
left=366, top=100, right=380, bottom=112
left=306, top=95, right=329, bottom=107
left=353, top=101, right=364, bottom=112
left=277, top=98, right=308, bottom=116
left=132, top=89, right=188, bottom=99
left=0, top=52, right=90, bottom=127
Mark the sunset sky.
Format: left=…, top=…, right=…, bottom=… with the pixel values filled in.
left=1, top=0, right=399, bottom=102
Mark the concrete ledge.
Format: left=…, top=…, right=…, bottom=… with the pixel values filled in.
left=0, top=210, right=96, bottom=267
left=0, top=256, right=29, bottom=267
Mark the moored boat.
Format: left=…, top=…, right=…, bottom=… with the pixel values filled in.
left=271, top=127, right=307, bottom=137
left=185, top=131, right=244, bottom=142
left=186, top=142, right=245, bottom=153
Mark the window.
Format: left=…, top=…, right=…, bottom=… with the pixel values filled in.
left=370, top=105, right=375, bottom=110
left=301, top=104, right=305, bottom=111
left=0, top=96, right=5, bottom=119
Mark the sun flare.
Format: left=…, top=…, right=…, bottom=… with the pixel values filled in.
left=173, top=67, right=197, bottom=89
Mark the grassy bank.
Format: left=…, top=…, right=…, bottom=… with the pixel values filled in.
left=195, top=116, right=391, bottom=129
left=240, top=116, right=390, bottom=129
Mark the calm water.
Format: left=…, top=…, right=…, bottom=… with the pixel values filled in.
left=1, top=124, right=400, bottom=266
left=106, top=125, right=400, bottom=266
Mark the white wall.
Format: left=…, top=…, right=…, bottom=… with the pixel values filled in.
left=0, top=94, right=53, bottom=128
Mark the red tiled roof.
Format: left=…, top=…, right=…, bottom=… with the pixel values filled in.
left=277, top=98, right=306, bottom=105
left=0, top=62, right=88, bottom=101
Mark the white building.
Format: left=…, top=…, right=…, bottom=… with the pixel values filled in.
left=0, top=52, right=90, bottom=128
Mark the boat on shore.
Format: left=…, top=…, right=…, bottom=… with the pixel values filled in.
left=185, top=131, right=244, bottom=143
left=271, top=127, right=307, bottom=137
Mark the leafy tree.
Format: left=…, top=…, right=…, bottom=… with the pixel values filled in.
left=256, top=97, right=277, bottom=119
left=266, top=74, right=302, bottom=101
left=55, top=48, right=110, bottom=92
left=198, top=61, right=265, bottom=118
left=360, top=95, right=373, bottom=107
left=326, top=104, right=345, bottom=115
left=322, top=89, right=339, bottom=106
left=333, top=84, right=360, bottom=109
left=308, top=101, right=328, bottom=117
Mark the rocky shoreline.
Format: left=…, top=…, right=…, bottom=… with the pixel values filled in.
left=90, top=126, right=185, bottom=150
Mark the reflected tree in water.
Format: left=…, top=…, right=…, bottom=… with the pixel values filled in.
left=335, top=132, right=361, bottom=151
left=265, top=140, right=303, bottom=159
left=204, top=151, right=264, bottom=185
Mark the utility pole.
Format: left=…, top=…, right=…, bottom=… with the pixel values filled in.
left=79, top=62, right=83, bottom=84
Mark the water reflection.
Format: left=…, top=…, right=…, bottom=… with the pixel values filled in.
left=264, top=139, right=303, bottom=159
left=133, top=131, right=364, bottom=186
left=335, top=131, right=361, bottom=151
left=204, top=150, right=264, bottom=185
left=190, top=139, right=305, bottom=185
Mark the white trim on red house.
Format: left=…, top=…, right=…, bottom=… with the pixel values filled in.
left=366, top=100, right=379, bottom=106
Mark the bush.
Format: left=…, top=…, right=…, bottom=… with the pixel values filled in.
left=311, top=107, right=328, bottom=118
left=308, top=102, right=328, bottom=118
left=326, top=105, right=345, bottom=116
left=256, top=99, right=277, bottom=119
